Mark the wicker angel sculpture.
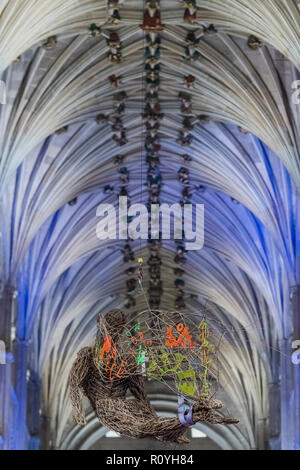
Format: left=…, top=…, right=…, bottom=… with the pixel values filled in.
left=68, top=309, right=239, bottom=443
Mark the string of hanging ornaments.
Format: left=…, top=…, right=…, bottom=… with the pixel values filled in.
left=68, top=0, right=239, bottom=444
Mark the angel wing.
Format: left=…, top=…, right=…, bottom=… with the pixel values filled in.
left=68, top=347, right=92, bottom=426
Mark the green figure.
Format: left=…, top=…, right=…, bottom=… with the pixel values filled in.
left=137, top=345, right=146, bottom=365
left=147, top=349, right=187, bottom=381
left=177, top=369, right=197, bottom=397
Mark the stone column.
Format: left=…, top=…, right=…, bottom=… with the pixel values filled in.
left=0, top=285, right=17, bottom=449
left=280, top=284, right=300, bottom=450
left=27, top=370, right=41, bottom=450
left=256, top=417, right=268, bottom=450
left=0, top=353, right=16, bottom=449
left=280, top=335, right=295, bottom=450
left=14, top=338, right=29, bottom=450
left=0, top=284, right=16, bottom=348
left=40, top=414, right=52, bottom=450
left=266, top=345, right=281, bottom=450
left=268, top=381, right=281, bottom=449
left=291, top=285, right=300, bottom=450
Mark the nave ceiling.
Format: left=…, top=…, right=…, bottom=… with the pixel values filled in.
left=0, top=0, right=299, bottom=449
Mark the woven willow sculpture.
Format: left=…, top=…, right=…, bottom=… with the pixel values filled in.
left=69, top=309, right=239, bottom=443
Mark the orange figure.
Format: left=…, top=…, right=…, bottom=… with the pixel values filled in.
left=110, top=360, right=128, bottom=381
left=100, top=335, right=112, bottom=360
left=165, top=323, right=196, bottom=348
left=105, top=344, right=117, bottom=372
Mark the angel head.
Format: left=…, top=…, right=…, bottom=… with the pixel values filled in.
left=97, top=309, right=126, bottom=339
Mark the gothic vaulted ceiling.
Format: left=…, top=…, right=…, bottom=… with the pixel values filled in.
left=0, top=0, right=299, bottom=450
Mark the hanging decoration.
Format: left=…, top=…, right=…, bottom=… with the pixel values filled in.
left=69, top=309, right=239, bottom=443
left=140, top=0, right=165, bottom=312
left=68, top=1, right=240, bottom=444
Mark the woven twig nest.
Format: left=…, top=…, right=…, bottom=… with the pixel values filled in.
left=93, top=309, right=217, bottom=401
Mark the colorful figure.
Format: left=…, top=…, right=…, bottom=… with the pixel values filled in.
left=198, top=318, right=215, bottom=396
left=165, top=323, right=196, bottom=349
left=183, top=33, right=201, bottom=62
left=179, top=92, right=193, bottom=115
left=114, top=154, right=125, bottom=165
left=178, top=167, right=190, bottom=185
left=184, top=75, right=196, bottom=88
left=107, top=0, right=123, bottom=24
left=89, top=23, right=101, bottom=37
left=177, top=130, right=193, bottom=146
left=204, top=24, right=218, bottom=35
left=177, top=369, right=197, bottom=396
left=183, top=1, right=197, bottom=24
left=108, top=74, right=122, bottom=87
left=106, top=32, right=122, bottom=63
left=247, top=35, right=262, bottom=50
left=140, top=1, right=165, bottom=32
